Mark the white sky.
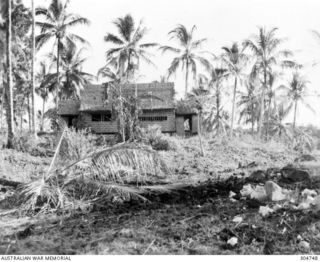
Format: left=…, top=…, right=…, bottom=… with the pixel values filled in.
left=24, top=0, right=320, bottom=127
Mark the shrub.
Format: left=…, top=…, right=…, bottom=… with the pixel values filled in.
left=58, top=128, right=96, bottom=163
left=137, top=125, right=179, bottom=151
left=12, top=132, right=49, bottom=157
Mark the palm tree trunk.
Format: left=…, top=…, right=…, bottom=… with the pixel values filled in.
left=185, top=60, right=189, bottom=98
left=266, top=97, right=271, bottom=141
left=230, top=77, right=237, bottom=137
left=6, top=0, right=14, bottom=148
left=56, top=38, right=61, bottom=108
left=28, top=94, right=31, bottom=131
left=251, top=99, right=254, bottom=135
left=20, top=110, right=23, bottom=132
left=31, top=0, right=36, bottom=137
left=41, top=97, right=45, bottom=131
left=293, top=100, right=298, bottom=131
left=216, top=85, right=220, bottom=135
left=119, top=64, right=125, bottom=142
left=198, top=111, right=205, bottom=156
left=0, top=85, right=4, bottom=130
left=258, top=70, right=267, bottom=140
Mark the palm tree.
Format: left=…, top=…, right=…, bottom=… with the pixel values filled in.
left=187, top=82, right=210, bottom=156
left=103, top=14, right=157, bottom=82
left=35, top=0, right=90, bottom=107
left=237, top=80, right=260, bottom=135
left=269, top=102, right=292, bottom=139
left=244, top=27, right=294, bottom=139
left=277, top=71, right=314, bottom=131
left=46, top=45, right=94, bottom=99
left=160, top=24, right=211, bottom=97
left=221, top=42, right=249, bottom=137
left=35, top=61, right=54, bottom=131
left=201, top=68, right=229, bottom=135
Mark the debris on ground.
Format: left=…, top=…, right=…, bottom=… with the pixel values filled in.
left=232, top=216, right=243, bottom=224
left=229, top=191, right=236, bottom=199
left=259, top=206, right=274, bottom=217
left=298, top=240, right=310, bottom=253
left=280, top=166, right=310, bottom=183
left=301, top=189, right=317, bottom=198
left=312, top=195, right=320, bottom=212
left=227, top=237, right=238, bottom=247
left=264, top=181, right=286, bottom=201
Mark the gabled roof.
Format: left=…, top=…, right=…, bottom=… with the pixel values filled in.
left=58, top=82, right=175, bottom=115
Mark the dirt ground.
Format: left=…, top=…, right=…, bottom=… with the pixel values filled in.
left=2, top=135, right=319, bottom=255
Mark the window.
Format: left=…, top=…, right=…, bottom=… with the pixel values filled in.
left=103, top=113, right=112, bottom=121
left=92, top=114, right=101, bottom=122
left=139, top=116, right=168, bottom=122
left=91, top=113, right=112, bottom=122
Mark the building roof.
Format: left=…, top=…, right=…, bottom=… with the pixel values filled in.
left=175, top=100, right=197, bottom=115
left=58, top=82, right=175, bottom=115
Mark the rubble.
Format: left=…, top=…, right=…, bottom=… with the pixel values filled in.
left=229, top=191, right=236, bottom=199
left=227, top=237, right=238, bottom=246
left=298, top=241, right=310, bottom=253
left=240, top=184, right=254, bottom=197
left=264, top=181, right=286, bottom=201
left=259, top=206, right=274, bottom=217
left=301, top=189, right=317, bottom=198
left=232, top=216, right=243, bottom=224
left=312, top=195, right=320, bottom=212
left=280, top=166, right=310, bottom=183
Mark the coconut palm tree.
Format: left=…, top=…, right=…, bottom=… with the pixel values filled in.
left=200, top=68, right=229, bottom=135
left=45, top=44, right=94, bottom=99
left=244, top=27, right=294, bottom=139
left=237, top=80, right=260, bottom=135
left=269, top=102, right=292, bottom=139
left=221, top=42, right=249, bottom=137
left=277, top=71, right=314, bottom=131
left=103, top=14, right=157, bottom=82
left=160, top=24, right=211, bottom=97
left=35, top=61, right=54, bottom=131
left=187, top=82, right=210, bottom=156
left=35, top=0, right=90, bottom=107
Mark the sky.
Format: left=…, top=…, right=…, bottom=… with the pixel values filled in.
left=24, top=0, right=320, bottom=127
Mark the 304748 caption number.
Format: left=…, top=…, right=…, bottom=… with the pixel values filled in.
left=301, top=256, right=319, bottom=261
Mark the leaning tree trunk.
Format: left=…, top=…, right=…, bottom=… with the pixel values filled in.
left=5, top=0, right=14, bottom=148
left=230, top=77, right=237, bottom=137
left=184, top=60, right=189, bottom=98
left=198, top=111, right=205, bottom=157
left=31, top=0, right=36, bottom=137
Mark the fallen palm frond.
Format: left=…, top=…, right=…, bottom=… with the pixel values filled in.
left=18, top=141, right=178, bottom=215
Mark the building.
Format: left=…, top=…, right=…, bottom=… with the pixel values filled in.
left=58, top=82, right=198, bottom=136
